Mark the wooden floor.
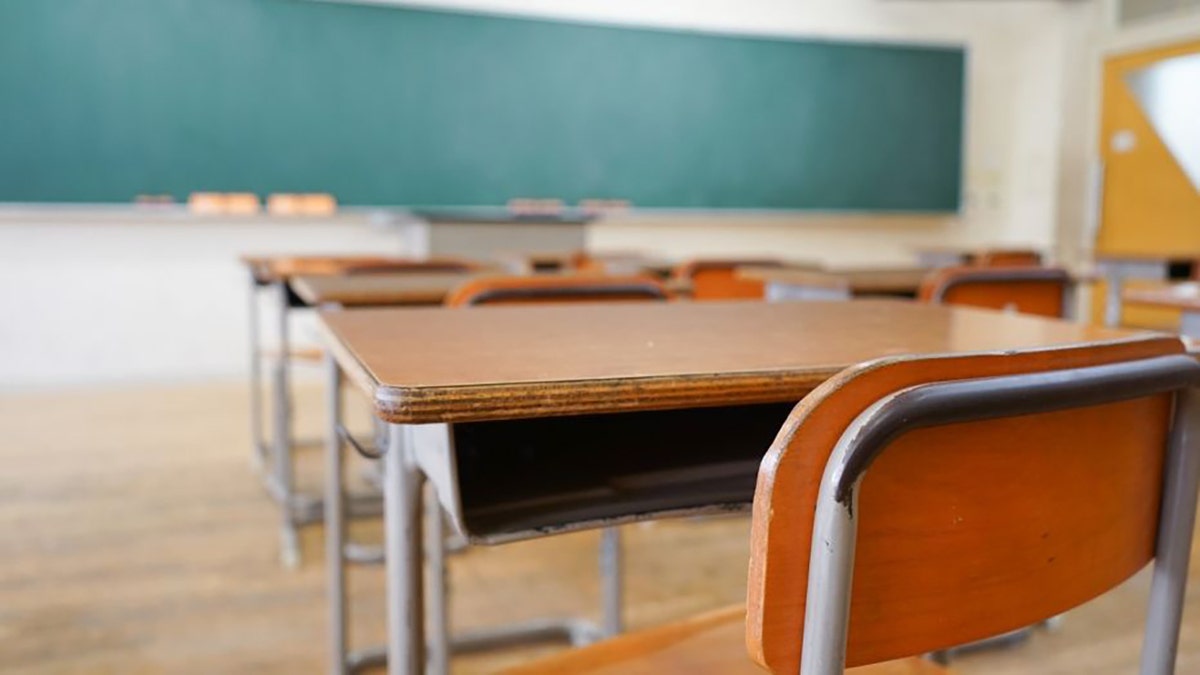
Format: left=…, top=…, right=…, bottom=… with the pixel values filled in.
left=1, top=380, right=1199, bottom=674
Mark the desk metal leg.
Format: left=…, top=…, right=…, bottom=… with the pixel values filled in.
left=1097, top=260, right=1173, bottom=328
left=325, top=354, right=348, bottom=675
left=600, top=527, right=623, bottom=637
left=425, top=486, right=449, bottom=675
left=385, top=422, right=426, bottom=675
left=273, top=281, right=300, bottom=568
left=249, top=273, right=266, bottom=470
left=765, top=282, right=851, bottom=303
left=1181, top=311, right=1200, bottom=340
left=1140, top=388, right=1200, bottom=675
left=1104, top=272, right=1124, bottom=328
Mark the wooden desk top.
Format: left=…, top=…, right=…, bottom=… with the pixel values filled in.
left=291, top=272, right=479, bottom=307
left=1124, top=282, right=1200, bottom=311
left=319, top=299, right=1147, bottom=424
left=739, top=265, right=931, bottom=295
left=494, top=250, right=676, bottom=276
left=241, top=254, right=408, bottom=284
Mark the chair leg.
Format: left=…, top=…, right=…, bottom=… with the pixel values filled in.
left=273, top=280, right=300, bottom=568
left=325, top=354, right=348, bottom=675
left=1140, top=388, right=1200, bottom=675
left=425, top=485, right=449, bottom=675
left=600, top=527, right=623, bottom=637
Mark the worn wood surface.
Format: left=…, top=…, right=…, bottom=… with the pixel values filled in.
left=241, top=255, right=412, bottom=284
left=446, top=274, right=670, bottom=307
left=747, top=337, right=1183, bottom=673
left=241, top=255, right=480, bottom=284
left=318, top=300, right=1145, bottom=424
left=3, top=380, right=1200, bottom=674
left=290, top=272, right=480, bottom=307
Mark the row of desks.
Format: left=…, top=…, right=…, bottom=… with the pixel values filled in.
left=244, top=250, right=1197, bottom=674
left=289, top=264, right=933, bottom=307
left=244, top=256, right=939, bottom=576
left=250, top=252, right=1165, bottom=562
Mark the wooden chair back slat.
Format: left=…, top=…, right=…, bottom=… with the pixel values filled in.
left=673, top=259, right=784, bottom=301
left=919, top=266, right=1070, bottom=318
left=974, top=249, right=1043, bottom=267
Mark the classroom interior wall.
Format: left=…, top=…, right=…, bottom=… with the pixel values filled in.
left=0, top=211, right=401, bottom=390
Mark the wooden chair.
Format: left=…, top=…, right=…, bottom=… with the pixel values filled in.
left=505, top=335, right=1200, bottom=674
left=446, top=273, right=670, bottom=307
left=567, top=250, right=600, bottom=273
left=673, top=259, right=784, bottom=301
left=973, top=248, right=1043, bottom=267
left=919, top=266, right=1072, bottom=318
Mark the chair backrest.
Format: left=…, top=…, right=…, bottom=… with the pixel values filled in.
left=343, top=257, right=480, bottom=275
left=746, top=336, right=1199, bottom=674
left=973, top=248, right=1044, bottom=267
left=444, top=274, right=670, bottom=307
left=918, top=266, right=1071, bottom=318
left=673, top=259, right=784, bottom=301
left=568, top=250, right=605, bottom=274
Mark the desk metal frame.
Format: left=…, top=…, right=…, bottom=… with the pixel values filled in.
left=1096, top=258, right=1174, bottom=328
left=324, top=355, right=624, bottom=674
left=248, top=271, right=382, bottom=567
left=315, top=300, right=1152, bottom=674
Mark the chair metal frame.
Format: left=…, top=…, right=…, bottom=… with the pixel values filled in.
left=801, top=354, right=1200, bottom=675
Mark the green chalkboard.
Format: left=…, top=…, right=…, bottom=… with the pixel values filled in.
left=0, top=0, right=965, bottom=210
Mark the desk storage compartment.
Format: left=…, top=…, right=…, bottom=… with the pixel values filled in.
left=451, top=402, right=795, bottom=541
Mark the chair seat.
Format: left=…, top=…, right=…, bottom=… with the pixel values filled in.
left=502, top=605, right=950, bottom=675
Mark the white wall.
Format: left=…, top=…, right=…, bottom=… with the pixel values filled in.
left=0, top=210, right=406, bottom=389
left=2, top=0, right=1097, bottom=388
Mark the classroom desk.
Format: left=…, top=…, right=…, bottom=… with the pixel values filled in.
left=290, top=271, right=479, bottom=308
left=912, top=245, right=1043, bottom=268
left=242, top=254, right=421, bottom=285
left=494, top=250, right=675, bottom=278
left=317, top=299, right=1140, bottom=675
left=738, top=265, right=931, bottom=300
left=1125, top=282, right=1200, bottom=338
left=241, top=254, right=476, bottom=567
left=1094, top=254, right=1199, bottom=328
